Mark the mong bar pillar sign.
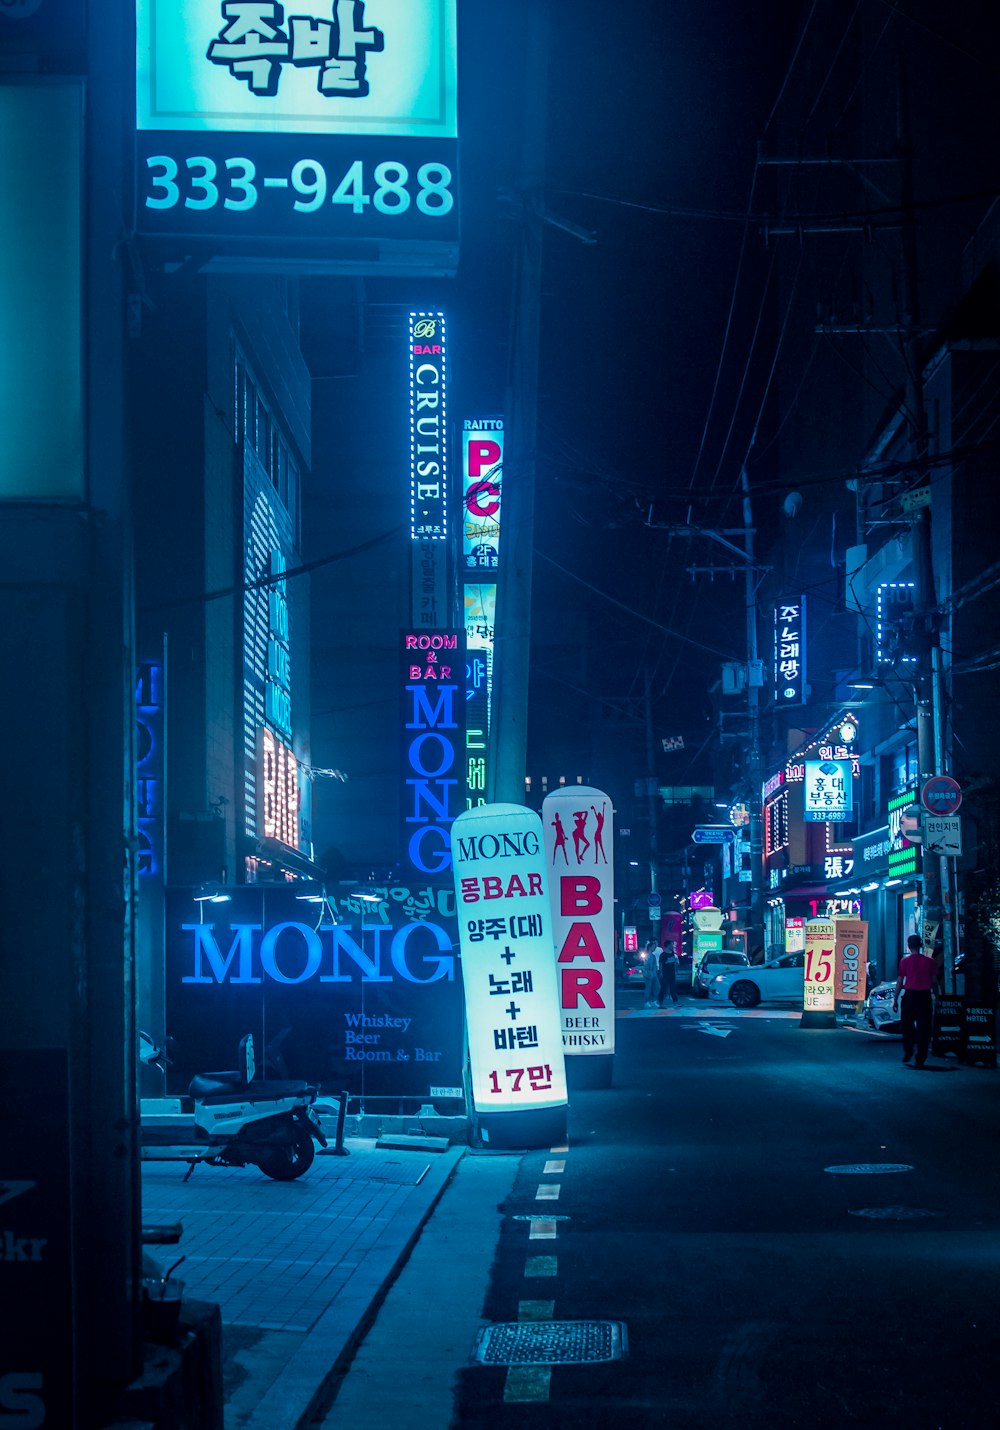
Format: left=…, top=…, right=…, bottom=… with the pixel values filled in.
left=802, top=917, right=837, bottom=1028
left=451, top=804, right=568, bottom=1148
left=542, top=786, right=615, bottom=1089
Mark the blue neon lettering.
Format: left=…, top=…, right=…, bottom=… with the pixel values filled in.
left=181, top=923, right=262, bottom=984
left=259, top=921, right=323, bottom=984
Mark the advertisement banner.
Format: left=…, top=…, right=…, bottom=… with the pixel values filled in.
left=165, top=883, right=464, bottom=1099
left=542, top=786, right=615, bottom=1060
left=804, top=917, right=836, bottom=1013
left=135, top=0, right=459, bottom=269
left=834, top=919, right=868, bottom=1003
left=804, top=759, right=853, bottom=822
left=451, top=805, right=568, bottom=1124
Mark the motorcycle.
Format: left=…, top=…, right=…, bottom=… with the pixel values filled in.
left=139, top=1030, right=327, bottom=1181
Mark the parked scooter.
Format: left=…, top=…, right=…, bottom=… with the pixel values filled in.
left=139, top=1031, right=327, bottom=1180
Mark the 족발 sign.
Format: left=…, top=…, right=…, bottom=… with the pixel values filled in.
left=135, top=0, right=459, bottom=274
left=543, top=787, right=615, bottom=1061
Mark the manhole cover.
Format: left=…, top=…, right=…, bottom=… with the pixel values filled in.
left=475, top=1320, right=627, bottom=1366
left=848, top=1206, right=945, bottom=1221
left=825, top=1163, right=913, bottom=1175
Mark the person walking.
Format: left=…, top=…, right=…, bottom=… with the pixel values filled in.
left=643, top=937, right=662, bottom=1007
left=658, top=939, right=680, bottom=1007
left=892, top=933, right=940, bottom=1067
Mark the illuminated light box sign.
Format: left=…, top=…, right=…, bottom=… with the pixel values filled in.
left=409, top=312, right=448, bottom=540
left=887, top=788, right=919, bottom=879
left=165, top=883, right=464, bottom=1098
left=400, top=629, right=464, bottom=877
left=464, top=647, right=489, bottom=809
left=804, top=759, right=853, bottom=823
left=136, top=659, right=164, bottom=879
left=835, top=919, right=868, bottom=1004
left=462, top=419, right=503, bottom=572
left=451, top=804, right=568, bottom=1149
left=876, top=581, right=917, bottom=664
left=261, top=727, right=300, bottom=846
left=542, top=787, right=615, bottom=1080
left=135, top=0, right=458, bottom=271
left=803, top=917, right=836, bottom=1026
left=774, top=597, right=807, bottom=705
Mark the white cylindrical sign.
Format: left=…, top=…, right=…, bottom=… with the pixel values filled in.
left=542, top=787, right=615, bottom=1059
left=452, top=805, right=568, bottom=1136
left=804, top=917, right=837, bottom=1013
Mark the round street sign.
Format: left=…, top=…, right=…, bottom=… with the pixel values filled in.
left=647, top=892, right=662, bottom=909
left=920, top=775, right=962, bottom=816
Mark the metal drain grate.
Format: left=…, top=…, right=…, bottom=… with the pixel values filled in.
left=475, top=1320, right=627, bottom=1366
left=848, top=1205, right=945, bottom=1220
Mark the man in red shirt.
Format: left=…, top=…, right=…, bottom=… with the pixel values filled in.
left=892, top=934, right=940, bottom=1068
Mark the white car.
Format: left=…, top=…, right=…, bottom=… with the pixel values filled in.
left=691, top=951, right=750, bottom=998
left=708, top=951, right=805, bottom=1008
left=864, top=980, right=901, bottom=1033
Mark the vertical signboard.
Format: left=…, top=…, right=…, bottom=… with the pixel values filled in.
left=452, top=804, right=568, bottom=1148
left=834, top=918, right=868, bottom=1004
left=804, top=759, right=853, bottom=822
left=543, top=787, right=615, bottom=1086
left=785, top=916, right=805, bottom=953
left=803, top=917, right=836, bottom=1026
left=461, top=418, right=502, bottom=807
left=135, top=0, right=459, bottom=274
left=774, top=597, right=806, bottom=706
left=400, top=629, right=464, bottom=877
left=410, top=311, right=448, bottom=627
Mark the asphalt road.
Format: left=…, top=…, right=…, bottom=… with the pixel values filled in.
left=325, top=995, right=1000, bottom=1428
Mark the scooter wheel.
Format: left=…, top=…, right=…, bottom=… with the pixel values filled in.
left=258, top=1125, right=316, bottom=1181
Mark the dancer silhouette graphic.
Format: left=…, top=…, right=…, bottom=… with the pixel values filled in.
left=572, top=810, right=590, bottom=863
left=551, top=812, right=570, bottom=865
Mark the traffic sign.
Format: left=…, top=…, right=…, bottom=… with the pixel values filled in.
left=923, top=815, right=962, bottom=856
left=647, top=892, right=662, bottom=908
left=691, top=825, right=734, bottom=844
left=921, top=775, right=962, bottom=816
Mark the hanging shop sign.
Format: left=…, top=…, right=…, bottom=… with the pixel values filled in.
left=165, top=882, right=464, bottom=1098
left=461, top=416, right=502, bottom=805
left=135, top=0, right=459, bottom=273
left=542, top=787, right=615, bottom=1061
left=462, top=419, right=503, bottom=573
left=400, top=629, right=464, bottom=877
left=136, top=658, right=164, bottom=880
left=785, top=917, right=805, bottom=953
left=451, top=804, right=568, bottom=1146
left=410, top=311, right=448, bottom=627
left=773, top=597, right=807, bottom=705
left=804, top=759, right=853, bottom=822
left=834, top=919, right=868, bottom=1004
left=804, top=917, right=836, bottom=1015
left=876, top=582, right=917, bottom=665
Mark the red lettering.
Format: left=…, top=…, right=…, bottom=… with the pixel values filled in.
left=409, top=665, right=422, bottom=679
left=483, top=877, right=503, bottom=899
left=561, top=968, right=605, bottom=1009
left=466, top=479, right=501, bottom=518
left=505, top=874, right=527, bottom=898
left=468, top=440, right=501, bottom=478
left=556, top=922, right=606, bottom=964
left=529, top=873, right=543, bottom=897
left=560, top=876, right=602, bottom=917
left=460, top=877, right=479, bottom=903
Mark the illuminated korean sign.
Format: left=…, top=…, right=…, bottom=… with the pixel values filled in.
left=400, top=630, right=464, bottom=877
left=135, top=0, right=459, bottom=271
left=887, top=787, right=920, bottom=878
left=543, top=787, right=615, bottom=1059
left=461, top=417, right=502, bottom=806
left=804, top=917, right=836, bottom=1013
left=804, top=759, right=853, bottom=823
left=785, top=917, right=805, bottom=953
left=834, top=919, right=868, bottom=1003
left=452, top=805, right=568, bottom=1137
left=261, top=727, right=300, bottom=846
left=774, top=597, right=806, bottom=705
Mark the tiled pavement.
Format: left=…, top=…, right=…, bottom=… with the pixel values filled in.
left=141, top=1139, right=465, bottom=1430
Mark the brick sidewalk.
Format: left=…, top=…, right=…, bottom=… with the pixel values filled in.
left=141, top=1140, right=464, bottom=1429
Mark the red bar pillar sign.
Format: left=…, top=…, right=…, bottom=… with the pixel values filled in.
left=452, top=804, right=568, bottom=1149
left=542, top=786, right=615, bottom=1090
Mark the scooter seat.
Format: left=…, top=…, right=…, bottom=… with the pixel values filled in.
left=189, top=1074, right=313, bottom=1101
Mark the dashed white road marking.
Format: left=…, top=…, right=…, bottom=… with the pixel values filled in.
left=535, top=1182, right=561, bottom=1201
left=525, top=1255, right=557, bottom=1278
left=543, top=1159, right=566, bottom=1174
left=528, top=1218, right=558, bottom=1239
left=504, top=1367, right=551, bottom=1402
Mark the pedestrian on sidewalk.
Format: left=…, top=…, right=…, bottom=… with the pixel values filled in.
left=643, top=937, right=662, bottom=1007
left=658, top=940, right=680, bottom=1007
left=892, top=933, right=941, bottom=1068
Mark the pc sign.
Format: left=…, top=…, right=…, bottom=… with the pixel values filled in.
left=452, top=805, right=568, bottom=1149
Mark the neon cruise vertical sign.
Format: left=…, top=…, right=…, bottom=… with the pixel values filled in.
left=410, top=311, right=448, bottom=628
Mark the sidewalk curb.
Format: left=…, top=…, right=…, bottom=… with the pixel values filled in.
left=239, top=1145, right=466, bottom=1430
